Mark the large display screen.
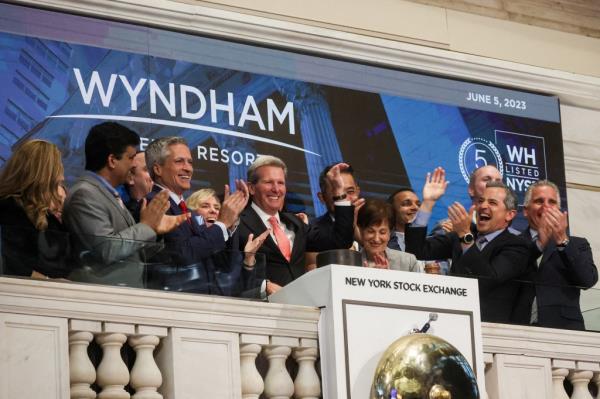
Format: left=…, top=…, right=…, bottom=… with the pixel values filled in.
left=0, top=3, right=564, bottom=230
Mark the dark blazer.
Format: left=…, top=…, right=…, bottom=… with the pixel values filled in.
left=147, top=185, right=226, bottom=266
left=146, top=185, right=241, bottom=294
left=405, top=226, right=530, bottom=323
left=0, top=197, right=70, bottom=278
left=231, top=203, right=354, bottom=288
left=310, top=211, right=355, bottom=250
left=513, top=229, right=598, bottom=330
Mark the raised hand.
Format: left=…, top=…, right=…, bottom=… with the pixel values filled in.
left=295, top=212, right=309, bottom=225
left=140, top=190, right=169, bottom=232
left=422, top=167, right=449, bottom=202
left=448, top=202, right=473, bottom=237
left=218, top=179, right=249, bottom=228
left=536, top=213, right=553, bottom=250
left=545, top=207, right=569, bottom=245
left=439, top=219, right=453, bottom=233
left=243, top=230, right=270, bottom=267
left=156, top=213, right=188, bottom=235
left=325, top=162, right=350, bottom=197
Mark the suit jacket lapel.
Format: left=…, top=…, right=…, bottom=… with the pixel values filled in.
left=540, top=242, right=556, bottom=266
left=83, top=175, right=135, bottom=226
left=242, top=207, right=280, bottom=256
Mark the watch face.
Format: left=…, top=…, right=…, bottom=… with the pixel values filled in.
left=462, top=233, right=474, bottom=244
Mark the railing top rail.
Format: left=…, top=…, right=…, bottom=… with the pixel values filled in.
left=0, top=276, right=320, bottom=338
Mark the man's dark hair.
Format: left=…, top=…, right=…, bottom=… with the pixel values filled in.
left=387, top=186, right=415, bottom=205
left=485, top=180, right=518, bottom=211
left=318, top=163, right=355, bottom=194
left=85, top=122, right=140, bottom=172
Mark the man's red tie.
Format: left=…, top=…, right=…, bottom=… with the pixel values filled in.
left=179, top=200, right=191, bottom=223
left=268, top=216, right=291, bottom=262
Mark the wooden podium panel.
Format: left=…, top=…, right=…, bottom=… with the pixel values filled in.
left=270, top=265, right=485, bottom=399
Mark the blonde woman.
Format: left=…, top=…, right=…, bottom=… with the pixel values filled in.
left=187, top=188, right=269, bottom=266
left=0, top=140, right=70, bottom=279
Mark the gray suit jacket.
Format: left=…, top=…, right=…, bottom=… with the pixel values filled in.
left=361, top=248, right=423, bottom=272
left=63, top=173, right=157, bottom=287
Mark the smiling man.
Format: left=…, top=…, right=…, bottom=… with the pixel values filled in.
left=515, top=180, right=597, bottom=330
left=405, top=180, right=530, bottom=323
left=144, top=136, right=248, bottom=291
left=233, top=155, right=355, bottom=295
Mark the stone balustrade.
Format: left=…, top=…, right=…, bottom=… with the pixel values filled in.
left=2, top=277, right=600, bottom=399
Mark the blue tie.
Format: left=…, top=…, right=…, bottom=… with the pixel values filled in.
left=388, top=234, right=402, bottom=251
left=476, top=236, right=488, bottom=251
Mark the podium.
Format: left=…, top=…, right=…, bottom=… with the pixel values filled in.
left=270, top=264, right=486, bottom=399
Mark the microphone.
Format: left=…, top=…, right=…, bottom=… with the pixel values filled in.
left=419, top=313, right=438, bottom=333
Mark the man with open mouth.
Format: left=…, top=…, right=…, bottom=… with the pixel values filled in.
left=406, top=180, right=530, bottom=323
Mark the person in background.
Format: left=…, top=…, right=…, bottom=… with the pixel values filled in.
left=387, top=167, right=448, bottom=252
left=514, top=180, right=597, bottom=330
left=304, top=162, right=365, bottom=270
left=186, top=187, right=269, bottom=267
left=0, top=140, right=70, bottom=279
left=357, top=198, right=422, bottom=272
left=186, top=188, right=221, bottom=227
left=121, top=151, right=154, bottom=222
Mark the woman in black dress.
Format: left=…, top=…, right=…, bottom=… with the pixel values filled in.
left=0, top=140, right=70, bottom=279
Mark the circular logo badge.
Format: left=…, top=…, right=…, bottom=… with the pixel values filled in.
left=458, top=137, right=504, bottom=184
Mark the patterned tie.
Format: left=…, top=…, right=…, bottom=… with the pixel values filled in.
left=476, top=236, right=488, bottom=251
left=268, top=216, right=291, bottom=262
left=179, top=200, right=191, bottom=223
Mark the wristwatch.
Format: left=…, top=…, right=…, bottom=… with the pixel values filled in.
left=332, top=193, right=347, bottom=201
left=557, top=238, right=570, bottom=248
left=460, top=232, right=474, bottom=245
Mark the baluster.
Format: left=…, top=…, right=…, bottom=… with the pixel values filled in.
left=263, top=340, right=295, bottom=399
left=69, top=330, right=97, bottom=399
left=552, top=368, right=570, bottom=399
left=593, top=372, right=600, bottom=399
left=292, top=340, right=320, bottom=399
left=568, top=370, right=594, bottom=399
left=128, top=333, right=162, bottom=399
left=240, top=343, right=264, bottom=399
left=96, top=331, right=130, bottom=399
left=482, top=352, right=493, bottom=399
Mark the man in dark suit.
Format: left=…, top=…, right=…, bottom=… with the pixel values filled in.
left=516, top=180, right=597, bottom=330
left=302, top=163, right=364, bottom=269
left=144, top=136, right=248, bottom=293
left=233, top=155, right=355, bottom=295
left=313, top=163, right=362, bottom=246
left=406, top=181, right=530, bottom=323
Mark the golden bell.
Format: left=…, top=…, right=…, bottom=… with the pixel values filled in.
left=370, top=333, right=479, bottom=399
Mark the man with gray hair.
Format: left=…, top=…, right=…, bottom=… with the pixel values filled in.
left=513, top=180, right=597, bottom=330
left=145, top=136, right=249, bottom=292
left=406, top=181, right=530, bottom=323
left=233, top=155, right=354, bottom=295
